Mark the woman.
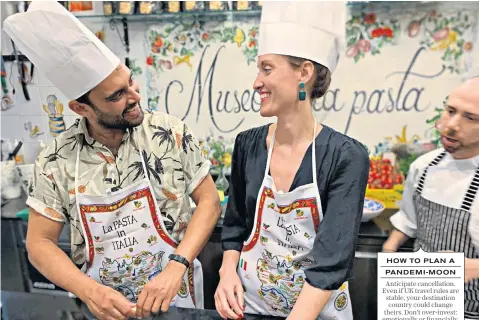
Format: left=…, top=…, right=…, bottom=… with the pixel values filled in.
left=215, top=2, right=369, bottom=319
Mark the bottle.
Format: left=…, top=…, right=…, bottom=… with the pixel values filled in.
left=166, top=1, right=181, bottom=13
left=182, top=1, right=205, bottom=11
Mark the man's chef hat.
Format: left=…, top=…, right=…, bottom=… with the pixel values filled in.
left=257, top=1, right=346, bottom=73
left=3, top=1, right=120, bottom=100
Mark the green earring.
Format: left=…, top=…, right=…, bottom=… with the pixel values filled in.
left=298, top=82, right=306, bottom=101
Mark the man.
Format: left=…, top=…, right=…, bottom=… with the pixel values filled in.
left=383, top=76, right=479, bottom=319
left=4, top=2, right=221, bottom=320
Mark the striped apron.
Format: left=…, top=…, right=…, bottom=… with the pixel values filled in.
left=413, top=151, right=479, bottom=319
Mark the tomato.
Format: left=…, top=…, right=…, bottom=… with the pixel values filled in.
left=146, top=56, right=154, bottom=66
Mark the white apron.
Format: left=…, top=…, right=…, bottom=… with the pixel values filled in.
left=238, top=122, right=353, bottom=319
left=75, top=137, right=203, bottom=309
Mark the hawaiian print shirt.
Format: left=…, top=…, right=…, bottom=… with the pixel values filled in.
left=26, top=110, right=211, bottom=267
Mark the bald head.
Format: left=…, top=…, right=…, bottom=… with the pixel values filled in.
left=448, top=77, right=479, bottom=110
left=439, top=77, right=479, bottom=159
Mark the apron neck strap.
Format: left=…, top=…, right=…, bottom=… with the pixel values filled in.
left=74, top=128, right=148, bottom=189
left=75, top=142, right=81, bottom=189
left=264, top=129, right=275, bottom=178
left=416, top=150, right=478, bottom=212
left=416, top=151, right=446, bottom=195
left=264, top=115, right=318, bottom=185
left=460, top=166, right=479, bottom=211
left=135, top=128, right=149, bottom=180
left=312, top=122, right=317, bottom=186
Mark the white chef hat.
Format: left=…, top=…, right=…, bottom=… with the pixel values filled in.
left=257, top=1, right=346, bottom=73
left=3, top=1, right=120, bottom=100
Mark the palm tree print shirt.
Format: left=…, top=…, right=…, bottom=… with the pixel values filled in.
left=26, top=110, right=211, bottom=266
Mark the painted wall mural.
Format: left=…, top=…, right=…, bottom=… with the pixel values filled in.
left=24, top=121, right=44, bottom=138
left=345, top=12, right=400, bottom=62
left=42, top=94, right=66, bottom=137
left=144, top=3, right=479, bottom=209
left=409, top=10, right=474, bottom=74
left=346, top=9, right=475, bottom=74
left=146, top=21, right=258, bottom=73
left=146, top=19, right=259, bottom=111
left=129, top=59, right=143, bottom=77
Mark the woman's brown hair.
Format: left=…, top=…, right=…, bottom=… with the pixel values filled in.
left=286, top=56, right=331, bottom=99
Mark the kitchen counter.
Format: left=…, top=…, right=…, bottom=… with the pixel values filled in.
left=357, top=209, right=415, bottom=248
left=1, top=291, right=284, bottom=320
left=80, top=302, right=285, bottom=320
left=137, top=307, right=285, bottom=319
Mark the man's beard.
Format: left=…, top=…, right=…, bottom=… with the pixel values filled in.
left=91, top=102, right=144, bottom=130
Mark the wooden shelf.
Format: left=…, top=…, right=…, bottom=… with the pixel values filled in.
left=75, top=9, right=261, bottom=23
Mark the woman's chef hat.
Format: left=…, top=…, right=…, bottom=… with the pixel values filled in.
left=3, top=1, right=120, bottom=100
left=257, top=1, right=346, bottom=73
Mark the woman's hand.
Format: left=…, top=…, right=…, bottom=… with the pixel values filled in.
left=214, top=268, right=245, bottom=319
left=286, top=282, right=332, bottom=320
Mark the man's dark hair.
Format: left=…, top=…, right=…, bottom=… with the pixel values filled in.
left=76, top=90, right=92, bottom=105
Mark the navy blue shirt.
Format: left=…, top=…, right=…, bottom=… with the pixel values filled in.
left=221, top=124, right=369, bottom=290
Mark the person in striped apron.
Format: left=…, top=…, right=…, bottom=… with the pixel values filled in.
left=468, top=67, right=479, bottom=266
left=384, top=76, right=479, bottom=319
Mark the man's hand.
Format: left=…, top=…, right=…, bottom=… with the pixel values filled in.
left=383, top=229, right=410, bottom=253
left=465, top=258, right=479, bottom=283
left=136, top=260, right=186, bottom=318
left=83, top=283, right=136, bottom=320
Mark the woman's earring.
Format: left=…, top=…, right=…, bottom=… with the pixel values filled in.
left=298, top=82, right=306, bottom=101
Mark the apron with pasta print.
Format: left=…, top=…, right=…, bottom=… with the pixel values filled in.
left=238, top=122, right=352, bottom=319
left=413, top=151, right=479, bottom=319
left=75, top=136, right=203, bottom=309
